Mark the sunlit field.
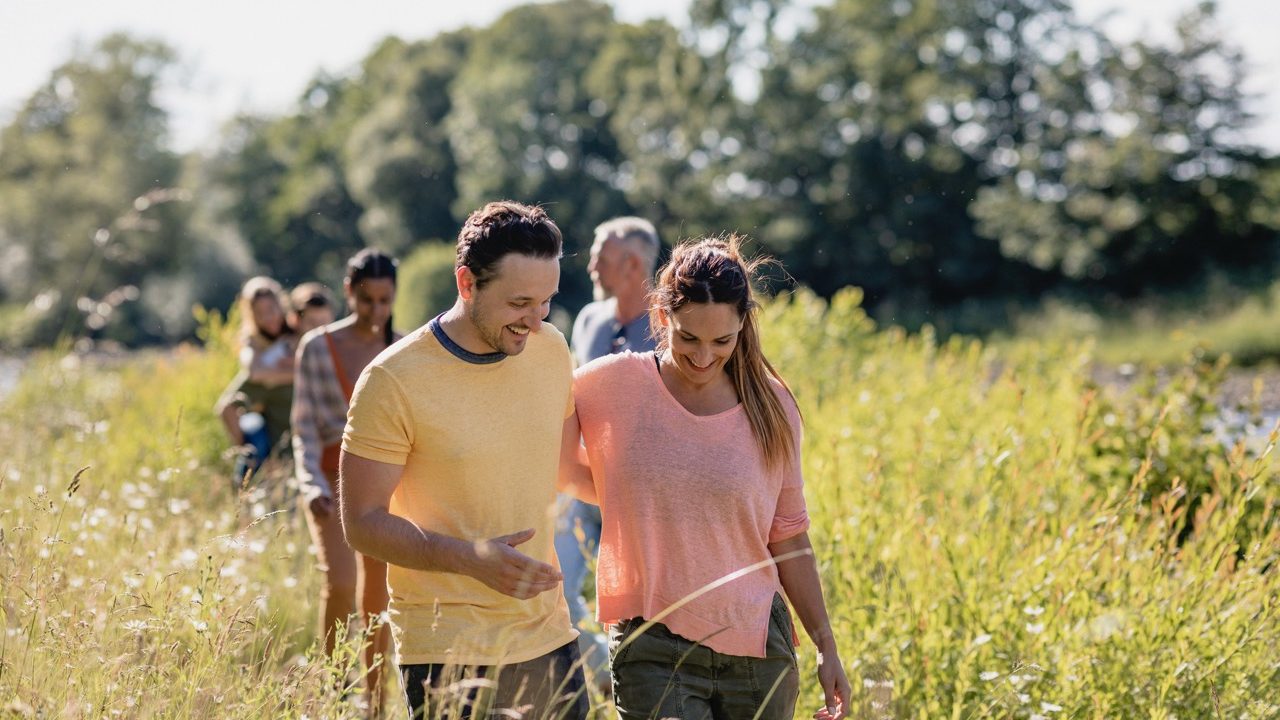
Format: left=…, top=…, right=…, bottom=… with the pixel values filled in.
left=2, top=292, right=1278, bottom=718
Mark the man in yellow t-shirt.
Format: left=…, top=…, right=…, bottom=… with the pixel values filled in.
left=340, top=201, right=589, bottom=719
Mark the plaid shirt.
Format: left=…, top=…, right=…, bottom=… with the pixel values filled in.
left=291, top=327, right=349, bottom=501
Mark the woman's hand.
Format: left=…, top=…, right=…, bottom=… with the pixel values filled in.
left=812, top=644, right=852, bottom=719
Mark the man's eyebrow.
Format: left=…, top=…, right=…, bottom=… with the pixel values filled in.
left=511, top=291, right=559, bottom=302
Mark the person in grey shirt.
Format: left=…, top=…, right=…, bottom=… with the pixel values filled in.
left=557, top=216, right=661, bottom=684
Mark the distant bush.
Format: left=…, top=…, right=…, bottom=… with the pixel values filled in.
left=393, top=241, right=457, bottom=333
left=1004, top=281, right=1280, bottom=367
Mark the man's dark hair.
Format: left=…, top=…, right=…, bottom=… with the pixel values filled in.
left=456, top=201, right=563, bottom=288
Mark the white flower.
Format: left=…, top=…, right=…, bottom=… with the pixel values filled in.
left=1041, top=702, right=1063, bottom=713
left=972, top=633, right=992, bottom=647
left=1025, top=622, right=1045, bottom=634
left=979, top=671, right=999, bottom=681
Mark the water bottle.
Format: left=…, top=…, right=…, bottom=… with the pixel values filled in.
left=234, top=412, right=271, bottom=484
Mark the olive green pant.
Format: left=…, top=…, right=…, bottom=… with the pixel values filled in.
left=609, top=594, right=800, bottom=720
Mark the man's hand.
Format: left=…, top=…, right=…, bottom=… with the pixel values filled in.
left=466, top=528, right=563, bottom=600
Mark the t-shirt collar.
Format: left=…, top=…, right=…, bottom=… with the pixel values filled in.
left=428, top=313, right=508, bottom=365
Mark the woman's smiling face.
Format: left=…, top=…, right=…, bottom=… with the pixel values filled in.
left=661, top=301, right=743, bottom=386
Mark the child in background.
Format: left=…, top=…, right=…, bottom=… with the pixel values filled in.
left=215, top=276, right=297, bottom=489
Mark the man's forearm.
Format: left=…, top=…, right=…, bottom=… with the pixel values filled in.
left=344, top=507, right=479, bottom=576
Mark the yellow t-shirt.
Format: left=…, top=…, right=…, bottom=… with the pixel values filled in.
left=342, top=318, right=576, bottom=666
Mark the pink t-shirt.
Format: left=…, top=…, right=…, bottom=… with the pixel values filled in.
left=573, top=351, right=809, bottom=658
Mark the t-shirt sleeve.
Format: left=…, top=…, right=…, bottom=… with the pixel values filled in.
left=769, top=389, right=810, bottom=543
left=562, top=341, right=576, bottom=420
left=570, top=307, right=590, bottom=368
left=571, top=353, right=613, bottom=424
left=342, top=364, right=414, bottom=466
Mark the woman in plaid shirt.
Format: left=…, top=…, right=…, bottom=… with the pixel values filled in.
left=292, top=248, right=400, bottom=712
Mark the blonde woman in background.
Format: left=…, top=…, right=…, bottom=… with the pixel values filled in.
left=215, top=275, right=297, bottom=488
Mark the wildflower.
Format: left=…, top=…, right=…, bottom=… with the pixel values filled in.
left=1025, top=622, right=1045, bottom=634
left=972, top=633, right=992, bottom=647
left=1041, top=701, right=1063, bottom=713
left=979, top=671, right=999, bottom=681
left=1023, top=605, right=1044, bottom=616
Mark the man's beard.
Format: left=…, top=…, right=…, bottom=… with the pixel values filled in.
left=467, top=302, right=506, bottom=353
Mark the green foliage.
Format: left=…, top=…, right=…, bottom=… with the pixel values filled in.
left=1004, top=282, right=1280, bottom=367
left=3, top=292, right=1278, bottom=716
left=760, top=290, right=1280, bottom=717
left=0, top=34, right=247, bottom=346
left=4, top=0, right=1280, bottom=352
left=971, top=3, right=1277, bottom=294
left=392, top=241, right=459, bottom=331
left=343, top=34, right=470, bottom=255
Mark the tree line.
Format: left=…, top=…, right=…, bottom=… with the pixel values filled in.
left=1, top=0, right=1277, bottom=347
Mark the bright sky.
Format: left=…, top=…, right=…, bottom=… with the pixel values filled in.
left=1, top=0, right=1277, bottom=152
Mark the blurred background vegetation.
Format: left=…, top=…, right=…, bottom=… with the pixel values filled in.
left=1, top=0, right=1277, bottom=358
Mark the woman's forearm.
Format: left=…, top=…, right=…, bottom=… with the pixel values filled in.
left=770, top=531, right=838, bottom=651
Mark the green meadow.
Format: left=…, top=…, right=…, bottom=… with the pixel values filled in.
left=2, top=292, right=1277, bottom=718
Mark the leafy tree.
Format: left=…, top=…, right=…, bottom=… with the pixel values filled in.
left=971, top=1, right=1278, bottom=295
left=0, top=34, right=195, bottom=344
left=393, top=241, right=459, bottom=330
left=343, top=32, right=471, bottom=253
left=446, top=0, right=634, bottom=302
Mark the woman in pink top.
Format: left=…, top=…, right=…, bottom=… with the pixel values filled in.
left=563, top=236, right=851, bottom=719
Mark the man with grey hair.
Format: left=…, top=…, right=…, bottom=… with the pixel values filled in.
left=578, top=216, right=661, bottom=355
left=555, top=216, right=661, bottom=684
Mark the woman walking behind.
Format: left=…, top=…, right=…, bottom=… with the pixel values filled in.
left=292, top=249, right=400, bottom=714
left=565, top=236, right=852, bottom=719
left=215, top=276, right=297, bottom=488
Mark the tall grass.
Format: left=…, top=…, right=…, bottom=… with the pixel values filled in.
left=0, top=310, right=372, bottom=717
left=764, top=288, right=1279, bottom=718
left=1, top=292, right=1277, bottom=717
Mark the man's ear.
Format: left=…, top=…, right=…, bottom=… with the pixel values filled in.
left=456, top=266, right=476, bottom=301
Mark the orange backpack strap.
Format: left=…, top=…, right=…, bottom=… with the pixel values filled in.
left=323, top=330, right=356, bottom=403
